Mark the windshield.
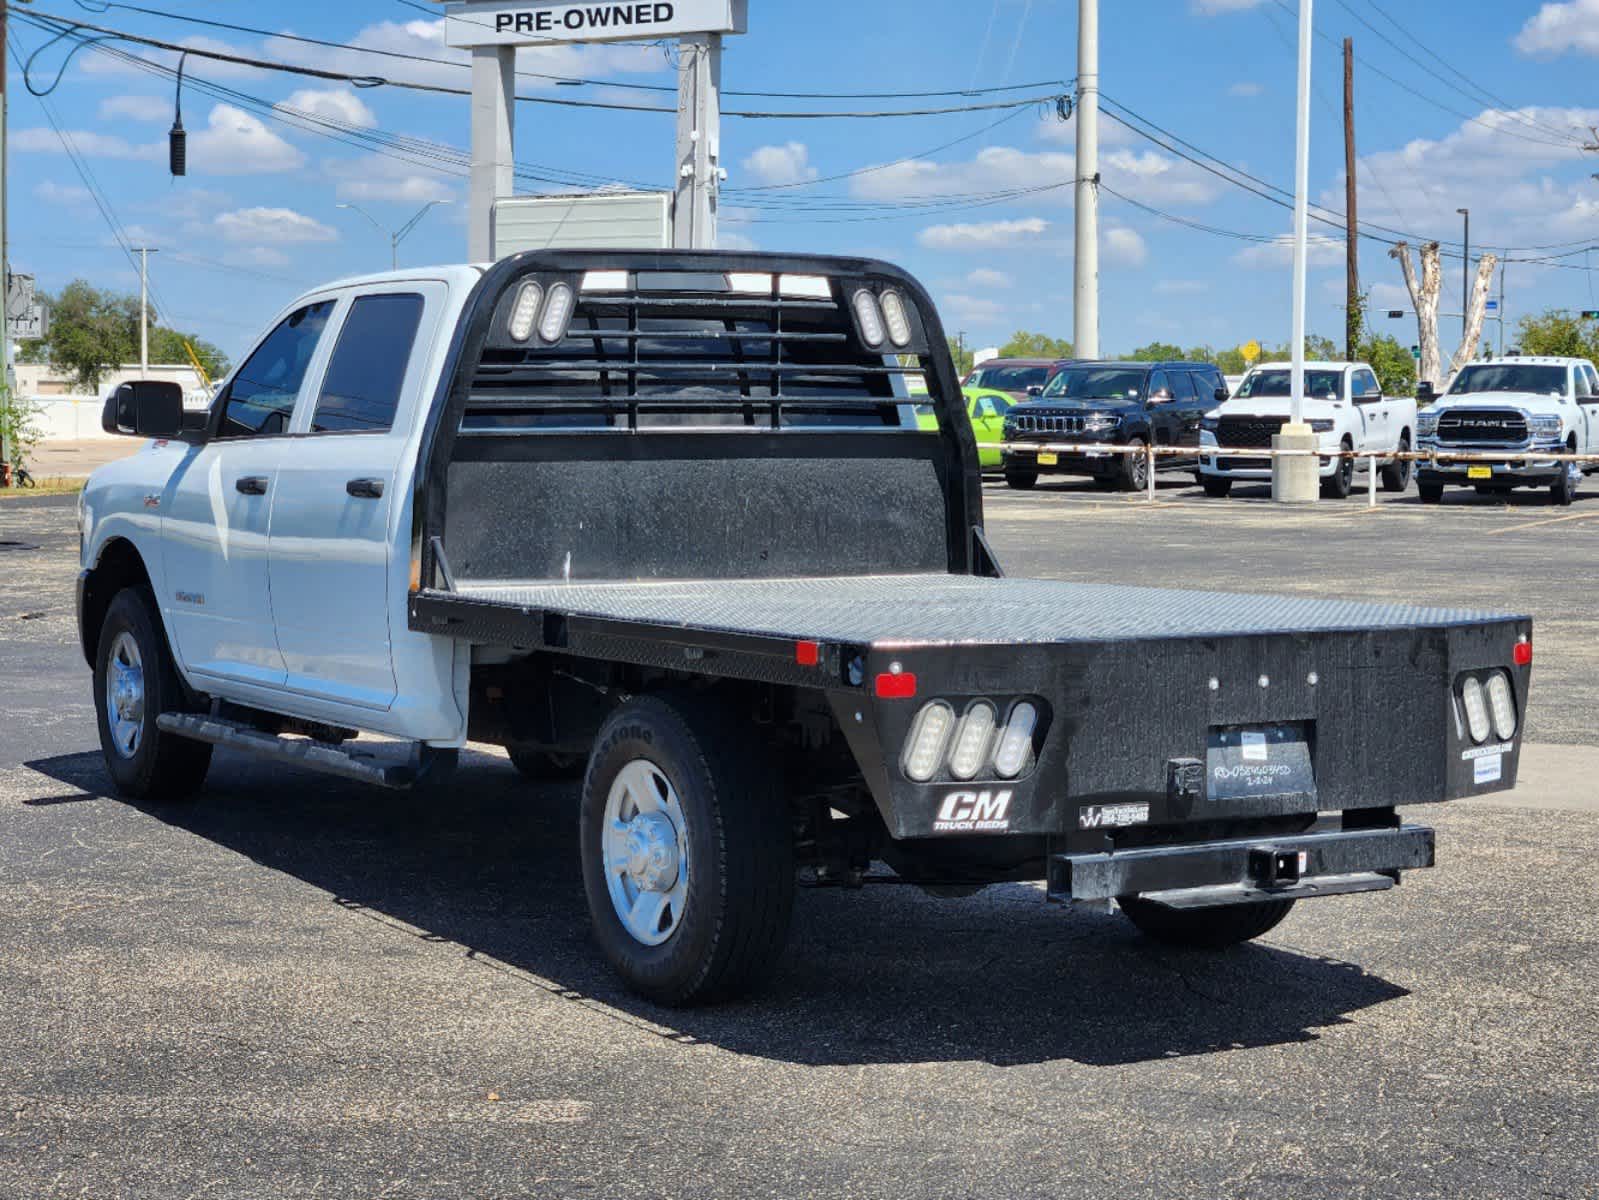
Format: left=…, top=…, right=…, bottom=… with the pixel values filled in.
left=1041, top=367, right=1146, bottom=401
left=1448, top=364, right=1567, bottom=396
left=968, top=365, right=1049, bottom=392
left=1237, top=369, right=1343, bottom=400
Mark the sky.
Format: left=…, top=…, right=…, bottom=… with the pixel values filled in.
left=10, top=0, right=1599, bottom=363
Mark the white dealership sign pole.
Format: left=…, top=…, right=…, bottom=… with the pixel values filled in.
left=442, top=1, right=748, bottom=258
left=1272, top=0, right=1319, bottom=504
left=1073, top=0, right=1098, bottom=360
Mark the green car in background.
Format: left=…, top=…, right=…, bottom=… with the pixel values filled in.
left=914, top=383, right=1013, bottom=469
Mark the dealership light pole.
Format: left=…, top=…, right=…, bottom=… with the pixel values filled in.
left=1272, top=0, right=1319, bottom=504
left=338, top=200, right=454, bottom=270
left=1073, top=0, right=1099, bottom=359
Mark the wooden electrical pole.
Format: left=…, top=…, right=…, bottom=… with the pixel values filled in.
left=1343, top=37, right=1359, bottom=363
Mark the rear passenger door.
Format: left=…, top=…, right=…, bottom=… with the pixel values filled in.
left=266, top=284, right=444, bottom=711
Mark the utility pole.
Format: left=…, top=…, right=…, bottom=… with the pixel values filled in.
left=1073, top=0, right=1100, bottom=359
left=1, top=0, right=12, bottom=478
left=1457, top=208, right=1470, bottom=346
left=673, top=34, right=723, bottom=249
left=1343, top=37, right=1358, bottom=362
left=134, top=248, right=157, bottom=377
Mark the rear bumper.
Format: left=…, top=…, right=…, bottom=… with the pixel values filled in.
left=1046, top=822, right=1434, bottom=903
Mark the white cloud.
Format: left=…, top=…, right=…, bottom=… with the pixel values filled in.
left=1515, top=0, right=1599, bottom=56
left=213, top=207, right=337, bottom=245
left=325, top=153, right=456, bottom=204
left=1227, top=82, right=1263, bottom=97
left=1233, top=234, right=1346, bottom=269
left=1191, top=0, right=1267, bottom=12
left=34, top=181, right=92, bottom=206
left=190, top=104, right=306, bottom=174
left=11, top=128, right=161, bottom=161
left=99, top=95, right=172, bottom=122
left=277, top=88, right=378, bottom=129
left=919, top=217, right=1050, bottom=251
left=966, top=267, right=1011, bottom=288
left=1105, top=227, right=1148, bottom=267
left=742, top=142, right=817, bottom=186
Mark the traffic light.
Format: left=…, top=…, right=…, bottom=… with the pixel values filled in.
left=1386, top=310, right=1405, bottom=319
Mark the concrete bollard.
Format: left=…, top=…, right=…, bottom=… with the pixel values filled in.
left=1271, top=423, right=1320, bottom=504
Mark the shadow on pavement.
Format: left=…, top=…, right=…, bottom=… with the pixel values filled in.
left=26, top=748, right=1409, bottom=1069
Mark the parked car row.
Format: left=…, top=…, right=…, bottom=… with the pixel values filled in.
left=941, top=354, right=1599, bottom=506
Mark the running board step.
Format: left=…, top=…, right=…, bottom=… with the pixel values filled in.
left=155, top=713, right=442, bottom=789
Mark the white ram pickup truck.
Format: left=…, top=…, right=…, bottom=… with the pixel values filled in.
left=1198, top=361, right=1417, bottom=499
left=76, top=250, right=1532, bottom=1005
left=1416, top=356, right=1599, bottom=505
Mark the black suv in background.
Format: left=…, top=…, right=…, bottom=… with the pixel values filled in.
left=1001, top=360, right=1229, bottom=490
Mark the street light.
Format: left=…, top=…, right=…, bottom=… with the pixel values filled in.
left=1457, top=207, right=1470, bottom=343
left=336, top=199, right=454, bottom=270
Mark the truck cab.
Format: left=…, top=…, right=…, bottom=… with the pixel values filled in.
left=1198, top=361, right=1417, bottom=498
left=1416, top=356, right=1598, bottom=505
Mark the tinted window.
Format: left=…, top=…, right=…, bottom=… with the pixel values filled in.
left=969, top=365, right=1050, bottom=392
left=1358, top=370, right=1380, bottom=397
left=1169, top=372, right=1197, bottom=403
left=1042, top=367, right=1146, bottom=401
left=311, top=294, right=425, bottom=434
left=1350, top=371, right=1371, bottom=398
left=218, top=301, right=335, bottom=438
left=1449, top=364, right=1567, bottom=396
left=1579, top=365, right=1597, bottom=398
left=1238, top=369, right=1343, bottom=400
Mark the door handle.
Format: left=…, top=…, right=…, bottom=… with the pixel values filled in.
left=346, top=478, right=385, bottom=499
left=235, top=476, right=269, bottom=496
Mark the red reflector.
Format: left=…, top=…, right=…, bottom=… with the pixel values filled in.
left=874, top=672, right=917, bottom=699
left=1513, top=641, right=1533, bottom=666
left=794, top=640, right=820, bottom=667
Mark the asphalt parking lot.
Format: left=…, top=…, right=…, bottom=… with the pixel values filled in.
left=1, top=482, right=1596, bottom=1199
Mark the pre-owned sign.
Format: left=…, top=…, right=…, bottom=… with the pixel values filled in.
left=445, top=0, right=746, bottom=47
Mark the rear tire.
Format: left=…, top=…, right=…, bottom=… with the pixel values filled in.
left=1201, top=477, right=1233, bottom=498
left=1419, top=481, right=1445, bottom=504
left=93, top=588, right=212, bottom=803
left=1117, top=436, right=1149, bottom=492
left=1004, top=468, right=1038, bottom=490
left=579, top=693, right=794, bottom=1006
left=1320, top=439, right=1355, bottom=499
left=1119, top=896, right=1295, bottom=948
left=1380, top=434, right=1414, bottom=492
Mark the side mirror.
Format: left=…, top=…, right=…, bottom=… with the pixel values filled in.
left=1025, top=385, right=1044, bottom=398
left=102, top=380, right=186, bottom=439
left=1213, top=386, right=1229, bottom=403
left=1417, top=381, right=1437, bottom=403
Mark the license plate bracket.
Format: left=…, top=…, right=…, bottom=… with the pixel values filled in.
left=1206, top=722, right=1316, bottom=808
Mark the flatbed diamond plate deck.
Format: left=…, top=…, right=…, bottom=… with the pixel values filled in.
left=447, top=575, right=1519, bottom=647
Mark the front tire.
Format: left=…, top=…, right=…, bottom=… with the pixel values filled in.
left=579, top=694, right=794, bottom=1006
left=1380, top=434, right=1414, bottom=492
left=93, top=588, right=212, bottom=803
left=1321, top=439, right=1355, bottom=499
left=1201, top=477, right=1233, bottom=498
left=1117, top=436, right=1149, bottom=492
left=1004, top=467, right=1038, bottom=490
left=1119, top=896, right=1295, bottom=948
left=1419, top=481, right=1445, bottom=504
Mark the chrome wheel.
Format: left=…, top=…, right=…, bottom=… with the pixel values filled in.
left=104, top=631, right=145, bottom=760
left=601, top=759, right=689, bottom=947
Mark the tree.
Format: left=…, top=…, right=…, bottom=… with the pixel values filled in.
left=1447, top=253, right=1500, bottom=378
left=946, top=336, right=973, bottom=377
left=998, top=330, right=1073, bottom=359
left=1390, top=241, right=1443, bottom=389
left=1358, top=333, right=1416, bottom=398
left=1515, top=309, right=1599, bottom=359
left=20, top=280, right=230, bottom=390
left=1120, top=341, right=1184, bottom=362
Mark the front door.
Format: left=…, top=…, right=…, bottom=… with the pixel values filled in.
left=160, top=300, right=336, bottom=687
left=267, top=286, right=439, bottom=710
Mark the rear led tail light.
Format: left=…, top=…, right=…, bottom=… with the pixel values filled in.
left=538, top=282, right=576, bottom=344
left=879, top=290, right=913, bottom=347
left=992, top=702, right=1039, bottom=778
left=1513, top=640, right=1532, bottom=666
left=852, top=289, right=886, bottom=349
left=508, top=281, right=543, bottom=342
left=794, top=640, right=820, bottom=667
left=902, top=702, right=955, bottom=782
left=1486, top=671, right=1517, bottom=740
left=947, top=701, right=997, bottom=780
left=875, top=671, right=917, bottom=699
left=1460, top=677, right=1492, bottom=744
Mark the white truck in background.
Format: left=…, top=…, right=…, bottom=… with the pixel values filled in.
left=1198, top=361, right=1417, bottom=499
left=1416, top=356, right=1599, bottom=506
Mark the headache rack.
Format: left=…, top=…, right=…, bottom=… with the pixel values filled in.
left=411, top=250, right=986, bottom=592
